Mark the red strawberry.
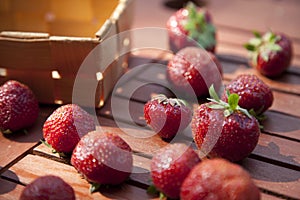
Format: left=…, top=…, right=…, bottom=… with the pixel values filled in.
left=150, top=143, right=201, bottom=199
left=20, top=175, right=75, bottom=200
left=180, top=158, right=261, bottom=200
left=167, top=2, right=216, bottom=53
left=43, top=104, right=96, bottom=153
left=167, top=47, right=223, bottom=97
left=192, top=86, right=260, bottom=162
left=222, top=74, right=273, bottom=115
left=0, top=80, right=39, bottom=133
left=144, top=94, right=192, bottom=140
left=245, top=31, right=292, bottom=77
left=71, top=131, right=133, bottom=191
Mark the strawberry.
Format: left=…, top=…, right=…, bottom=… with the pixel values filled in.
left=167, top=2, right=216, bottom=53
left=20, top=175, right=75, bottom=200
left=0, top=80, right=39, bottom=133
left=222, top=74, right=273, bottom=115
left=192, top=86, right=260, bottom=162
left=71, top=131, right=133, bottom=191
left=43, top=104, right=96, bottom=154
left=144, top=94, right=192, bottom=140
left=150, top=143, right=201, bottom=199
left=167, top=47, right=223, bottom=97
left=180, top=158, right=261, bottom=200
left=245, top=31, right=292, bottom=77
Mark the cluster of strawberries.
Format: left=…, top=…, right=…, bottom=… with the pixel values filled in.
left=0, top=2, right=293, bottom=200
left=143, top=2, right=292, bottom=199
left=0, top=80, right=134, bottom=199
left=167, top=2, right=293, bottom=77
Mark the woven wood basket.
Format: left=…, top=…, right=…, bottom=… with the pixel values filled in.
left=0, top=0, right=134, bottom=107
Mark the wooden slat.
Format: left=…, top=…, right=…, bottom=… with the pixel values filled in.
left=242, top=158, right=300, bottom=200
left=99, top=95, right=147, bottom=126
left=223, top=66, right=300, bottom=95
left=113, top=79, right=173, bottom=102
left=253, top=133, right=300, bottom=168
left=2, top=154, right=158, bottom=200
left=262, top=111, right=300, bottom=141
left=207, top=0, right=300, bottom=41
left=260, top=193, right=283, bottom=200
left=270, top=91, right=300, bottom=118
left=34, top=142, right=153, bottom=189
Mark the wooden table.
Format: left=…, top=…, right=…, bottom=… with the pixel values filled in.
left=1, top=0, right=300, bottom=199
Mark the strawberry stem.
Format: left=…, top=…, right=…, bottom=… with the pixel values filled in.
left=147, top=184, right=159, bottom=195
left=207, top=85, right=252, bottom=118
left=41, top=139, right=52, bottom=149
left=152, top=94, right=188, bottom=107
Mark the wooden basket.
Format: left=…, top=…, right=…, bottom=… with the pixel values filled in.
left=0, top=0, right=134, bottom=107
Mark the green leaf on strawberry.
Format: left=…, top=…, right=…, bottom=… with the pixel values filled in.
left=207, top=85, right=252, bottom=118
left=152, top=94, right=187, bottom=107
left=147, top=185, right=167, bottom=200
left=244, top=31, right=282, bottom=65
left=184, top=2, right=216, bottom=50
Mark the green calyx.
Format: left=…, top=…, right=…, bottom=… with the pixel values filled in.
left=147, top=185, right=166, bottom=200
left=207, top=85, right=252, bottom=118
left=244, top=31, right=282, bottom=65
left=90, top=183, right=101, bottom=193
left=152, top=94, right=187, bottom=107
left=183, top=2, right=216, bottom=49
left=2, top=129, right=13, bottom=134
left=41, top=139, right=68, bottom=157
left=2, top=129, right=28, bottom=135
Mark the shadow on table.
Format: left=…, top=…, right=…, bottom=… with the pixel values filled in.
left=0, top=170, right=20, bottom=195
left=1, top=115, right=45, bottom=143
left=242, top=156, right=300, bottom=182
left=98, top=183, right=156, bottom=200
left=254, top=142, right=299, bottom=168
left=163, top=0, right=207, bottom=9
left=262, top=112, right=300, bottom=136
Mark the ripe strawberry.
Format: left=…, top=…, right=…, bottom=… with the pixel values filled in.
left=20, top=175, right=75, bottom=200
left=43, top=104, right=96, bottom=153
left=0, top=80, right=39, bottom=133
left=192, top=86, right=260, bottom=162
left=144, top=94, right=192, bottom=140
left=71, top=131, right=133, bottom=191
left=150, top=143, right=201, bottom=199
left=167, top=47, right=223, bottom=97
left=167, top=2, right=216, bottom=53
left=245, top=31, right=292, bottom=77
left=222, top=74, right=273, bottom=115
left=180, top=158, right=260, bottom=200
